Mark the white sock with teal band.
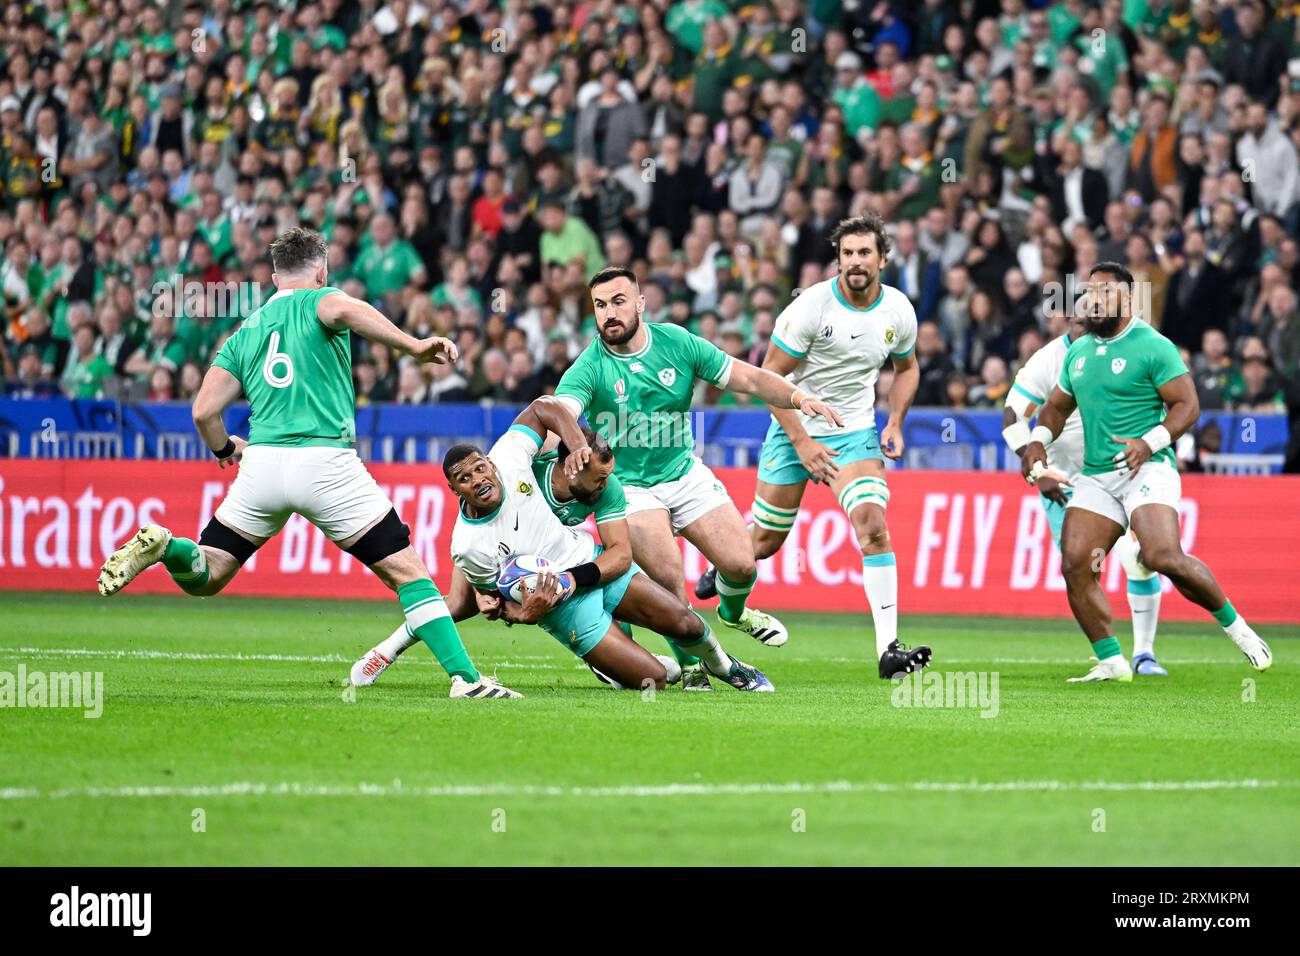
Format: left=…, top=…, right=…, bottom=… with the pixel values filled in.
left=1125, top=575, right=1162, bottom=658
left=862, top=552, right=898, bottom=657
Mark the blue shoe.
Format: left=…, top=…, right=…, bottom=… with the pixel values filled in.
left=1132, top=653, right=1168, bottom=676
left=703, top=657, right=775, bottom=692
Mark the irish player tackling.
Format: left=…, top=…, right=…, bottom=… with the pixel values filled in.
left=552, top=267, right=842, bottom=689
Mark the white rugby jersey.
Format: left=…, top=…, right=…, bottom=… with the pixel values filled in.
left=1007, top=332, right=1085, bottom=479
left=769, top=278, right=917, bottom=437
left=449, top=426, right=597, bottom=591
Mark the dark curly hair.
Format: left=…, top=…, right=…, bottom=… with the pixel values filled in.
left=829, top=213, right=892, bottom=260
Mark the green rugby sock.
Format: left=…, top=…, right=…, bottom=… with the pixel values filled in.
left=162, top=536, right=209, bottom=594
left=1091, top=636, right=1123, bottom=661
left=716, top=570, right=758, bottom=624
left=1211, top=600, right=1238, bottom=628
left=397, top=579, right=478, bottom=682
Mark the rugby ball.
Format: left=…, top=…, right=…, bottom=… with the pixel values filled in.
left=496, top=554, right=574, bottom=604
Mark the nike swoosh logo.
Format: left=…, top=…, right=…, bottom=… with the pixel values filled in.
left=851, top=333, right=865, bottom=339
left=881, top=603, right=895, bottom=609
left=513, top=515, right=519, bottom=531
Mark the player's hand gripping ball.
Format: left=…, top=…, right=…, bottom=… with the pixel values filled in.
left=497, top=555, right=576, bottom=604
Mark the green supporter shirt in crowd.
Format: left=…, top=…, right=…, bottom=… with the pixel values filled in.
left=531, top=448, right=628, bottom=528
left=539, top=216, right=606, bottom=273
left=665, top=0, right=729, bottom=54
left=554, top=321, right=733, bottom=487
left=834, top=79, right=881, bottom=137
left=352, top=239, right=424, bottom=299
left=64, top=353, right=115, bottom=398
left=211, top=286, right=356, bottom=448
left=1056, top=319, right=1188, bottom=475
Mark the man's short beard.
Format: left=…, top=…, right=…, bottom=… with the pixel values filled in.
left=1087, top=313, right=1123, bottom=337
left=571, top=484, right=599, bottom=505
left=599, top=311, right=641, bottom=346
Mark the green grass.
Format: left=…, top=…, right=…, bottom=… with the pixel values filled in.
left=0, top=591, right=1296, bottom=866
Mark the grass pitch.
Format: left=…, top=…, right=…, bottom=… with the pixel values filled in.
left=1, top=591, right=1296, bottom=866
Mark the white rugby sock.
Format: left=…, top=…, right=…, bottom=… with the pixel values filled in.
left=1127, top=588, right=1161, bottom=658
left=377, top=623, right=421, bottom=660
left=674, top=618, right=734, bottom=674
left=862, top=553, right=899, bottom=658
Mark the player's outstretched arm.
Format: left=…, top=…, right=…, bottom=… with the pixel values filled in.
left=513, top=396, right=590, bottom=476
left=192, top=365, right=247, bottom=468
left=1111, top=372, right=1199, bottom=477
left=316, top=291, right=458, bottom=365
left=880, top=353, right=919, bottom=460
left=1020, top=386, right=1077, bottom=482
left=726, top=357, right=844, bottom=428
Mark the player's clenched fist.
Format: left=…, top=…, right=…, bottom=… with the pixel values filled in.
left=880, top=421, right=905, bottom=460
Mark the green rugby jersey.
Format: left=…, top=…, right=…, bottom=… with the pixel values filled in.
left=1057, top=319, right=1187, bottom=475
left=212, top=286, right=356, bottom=447
left=532, top=450, right=627, bottom=527
left=554, top=322, right=733, bottom=486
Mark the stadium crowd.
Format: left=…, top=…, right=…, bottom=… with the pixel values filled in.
left=0, top=0, right=1298, bottom=434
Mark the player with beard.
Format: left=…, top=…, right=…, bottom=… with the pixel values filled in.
left=1020, top=263, right=1272, bottom=681
left=552, top=267, right=844, bottom=689
left=697, top=214, right=931, bottom=679
left=363, top=396, right=775, bottom=692
left=1003, top=299, right=1171, bottom=675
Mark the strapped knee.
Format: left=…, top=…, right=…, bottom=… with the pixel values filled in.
left=838, top=476, right=889, bottom=518
left=344, top=509, right=411, bottom=566
left=752, top=494, right=798, bottom=533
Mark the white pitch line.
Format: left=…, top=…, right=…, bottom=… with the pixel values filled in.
left=0, top=647, right=1258, bottom=668
left=0, top=779, right=1291, bottom=802
left=0, top=646, right=565, bottom=667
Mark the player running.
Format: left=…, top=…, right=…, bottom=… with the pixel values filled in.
left=1003, top=299, right=1169, bottom=675
left=96, top=227, right=520, bottom=700
left=697, top=214, right=930, bottom=679
left=350, top=396, right=695, bottom=689
left=430, top=401, right=774, bottom=691
left=552, top=266, right=842, bottom=688
left=1019, top=263, right=1272, bottom=682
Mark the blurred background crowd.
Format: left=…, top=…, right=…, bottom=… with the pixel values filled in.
left=1, top=0, right=1299, bottom=425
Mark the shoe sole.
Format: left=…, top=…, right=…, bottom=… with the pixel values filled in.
left=97, top=525, right=168, bottom=596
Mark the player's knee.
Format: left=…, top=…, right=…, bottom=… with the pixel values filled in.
left=642, top=658, right=668, bottom=691
left=1137, top=544, right=1182, bottom=575
left=672, top=607, right=704, bottom=641
left=1060, top=548, right=1094, bottom=582
left=719, top=554, right=756, bottom=582
left=853, top=516, right=890, bottom=553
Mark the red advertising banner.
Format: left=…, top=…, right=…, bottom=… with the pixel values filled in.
left=1, top=460, right=1297, bottom=622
